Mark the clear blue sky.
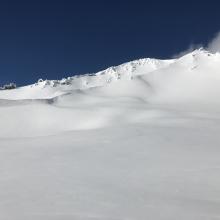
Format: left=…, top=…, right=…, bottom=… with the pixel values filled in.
left=0, top=0, right=220, bottom=86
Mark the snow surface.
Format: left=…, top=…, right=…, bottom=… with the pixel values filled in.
left=1, top=49, right=220, bottom=219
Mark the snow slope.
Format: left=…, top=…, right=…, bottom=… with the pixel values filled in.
left=0, top=57, right=174, bottom=100
left=0, top=49, right=220, bottom=219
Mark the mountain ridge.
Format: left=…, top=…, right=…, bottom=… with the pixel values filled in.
left=0, top=48, right=219, bottom=101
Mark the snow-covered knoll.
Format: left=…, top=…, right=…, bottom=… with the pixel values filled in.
left=1, top=49, right=220, bottom=220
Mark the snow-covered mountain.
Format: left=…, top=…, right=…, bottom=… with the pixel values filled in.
left=0, top=56, right=175, bottom=100
left=1, top=49, right=220, bottom=220
left=0, top=48, right=219, bottom=102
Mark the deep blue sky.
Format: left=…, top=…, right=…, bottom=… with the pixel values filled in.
left=0, top=0, right=220, bottom=86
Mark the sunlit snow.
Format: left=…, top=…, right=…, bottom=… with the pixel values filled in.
left=1, top=49, right=220, bottom=220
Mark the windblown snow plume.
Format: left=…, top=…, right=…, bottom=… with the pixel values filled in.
left=172, top=43, right=202, bottom=58
left=173, top=31, right=220, bottom=57
left=207, top=31, right=220, bottom=52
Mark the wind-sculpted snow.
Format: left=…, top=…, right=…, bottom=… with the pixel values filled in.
left=0, top=48, right=220, bottom=138
left=1, top=49, right=220, bottom=219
